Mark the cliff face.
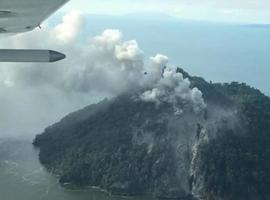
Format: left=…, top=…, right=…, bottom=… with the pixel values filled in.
left=33, top=69, right=270, bottom=200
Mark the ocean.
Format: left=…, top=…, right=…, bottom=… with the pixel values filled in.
left=75, top=15, right=270, bottom=95
left=0, top=138, right=150, bottom=200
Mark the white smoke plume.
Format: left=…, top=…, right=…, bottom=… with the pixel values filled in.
left=1, top=33, right=147, bottom=96
left=54, top=11, right=84, bottom=43
left=0, top=11, right=206, bottom=137
left=140, top=65, right=206, bottom=113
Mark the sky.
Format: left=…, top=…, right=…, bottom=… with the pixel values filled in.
left=62, top=0, right=270, bottom=23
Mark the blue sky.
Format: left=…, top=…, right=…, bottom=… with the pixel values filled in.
left=61, top=0, right=270, bottom=24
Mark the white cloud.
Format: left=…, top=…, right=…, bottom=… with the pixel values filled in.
left=0, top=14, right=143, bottom=95
left=150, top=54, right=168, bottom=66
left=54, top=10, right=84, bottom=43
left=92, top=29, right=122, bottom=51
left=115, top=40, right=143, bottom=62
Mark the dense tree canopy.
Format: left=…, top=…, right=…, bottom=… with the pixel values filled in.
left=34, top=69, right=270, bottom=200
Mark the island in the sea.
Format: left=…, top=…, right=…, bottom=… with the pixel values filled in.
left=33, top=68, right=270, bottom=200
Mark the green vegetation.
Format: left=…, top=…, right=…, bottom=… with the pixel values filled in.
left=198, top=82, right=270, bottom=200
left=34, top=94, right=185, bottom=197
left=33, top=69, right=270, bottom=200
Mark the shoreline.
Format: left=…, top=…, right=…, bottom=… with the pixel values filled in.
left=62, top=184, right=153, bottom=200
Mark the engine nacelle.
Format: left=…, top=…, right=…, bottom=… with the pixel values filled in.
left=0, top=49, right=65, bottom=62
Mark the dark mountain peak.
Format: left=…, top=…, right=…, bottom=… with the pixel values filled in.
left=33, top=68, right=270, bottom=200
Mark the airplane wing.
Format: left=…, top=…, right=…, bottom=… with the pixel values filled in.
left=0, top=0, right=69, bottom=33
left=0, top=0, right=69, bottom=62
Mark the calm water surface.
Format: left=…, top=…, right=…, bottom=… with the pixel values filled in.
left=0, top=139, right=150, bottom=200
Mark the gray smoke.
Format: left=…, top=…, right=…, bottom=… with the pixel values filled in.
left=140, top=65, right=206, bottom=114
left=0, top=11, right=207, bottom=140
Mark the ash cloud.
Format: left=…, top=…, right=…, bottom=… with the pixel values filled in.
left=0, top=11, right=206, bottom=137
left=140, top=65, right=206, bottom=114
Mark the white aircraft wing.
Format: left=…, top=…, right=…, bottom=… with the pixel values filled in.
left=0, top=0, right=69, bottom=62
left=0, top=0, right=69, bottom=33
